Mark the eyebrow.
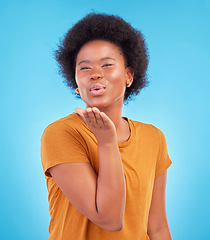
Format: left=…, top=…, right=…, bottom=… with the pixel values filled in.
left=101, top=57, right=116, bottom=61
left=78, top=57, right=116, bottom=66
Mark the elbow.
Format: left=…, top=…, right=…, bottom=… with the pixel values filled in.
left=111, top=223, right=123, bottom=232
left=102, top=220, right=123, bottom=232
left=94, top=207, right=124, bottom=232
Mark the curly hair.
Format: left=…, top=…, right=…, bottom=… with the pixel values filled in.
left=55, top=12, right=149, bottom=103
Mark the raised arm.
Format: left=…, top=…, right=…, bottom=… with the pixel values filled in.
left=48, top=107, right=126, bottom=231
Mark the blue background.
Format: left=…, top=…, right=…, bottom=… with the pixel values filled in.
left=1, top=0, right=209, bottom=239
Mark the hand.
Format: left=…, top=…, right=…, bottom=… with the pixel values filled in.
left=75, top=107, right=117, bottom=144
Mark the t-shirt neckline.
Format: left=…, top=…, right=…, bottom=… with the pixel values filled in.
left=118, top=117, right=134, bottom=148
left=73, top=112, right=135, bottom=148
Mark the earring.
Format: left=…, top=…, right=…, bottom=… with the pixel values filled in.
left=75, top=88, right=80, bottom=94
left=126, top=82, right=132, bottom=87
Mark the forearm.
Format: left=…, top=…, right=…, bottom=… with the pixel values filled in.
left=148, top=225, right=172, bottom=240
left=74, top=107, right=126, bottom=230
left=96, top=139, right=126, bottom=230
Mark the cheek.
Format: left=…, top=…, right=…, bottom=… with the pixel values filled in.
left=75, top=72, right=86, bottom=87
left=108, top=70, right=127, bottom=89
left=106, top=68, right=126, bottom=82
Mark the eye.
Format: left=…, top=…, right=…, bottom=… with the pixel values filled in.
left=80, top=67, right=91, bottom=70
left=102, top=64, right=113, bottom=67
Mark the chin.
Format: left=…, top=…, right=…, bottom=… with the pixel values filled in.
left=85, top=98, right=111, bottom=109
left=83, top=93, right=124, bottom=109
left=88, top=102, right=109, bottom=109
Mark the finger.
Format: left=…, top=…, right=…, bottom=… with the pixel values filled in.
left=85, top=107, right=97, bottom=125
left=75, top=108, right=86, bottom=124
left=92, top=107, right=104, bottom=127
left=100, top=112, right=112, bottom=128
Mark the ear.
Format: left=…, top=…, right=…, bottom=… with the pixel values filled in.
left=125, top=66, right=134, bottom=87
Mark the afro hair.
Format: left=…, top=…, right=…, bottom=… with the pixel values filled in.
left=55, top=12, right=149, bottom=103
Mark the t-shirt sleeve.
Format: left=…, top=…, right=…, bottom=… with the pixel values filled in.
left=155, top=128, right=172, bottom=178
left=40, top=121, right=90, bottom=177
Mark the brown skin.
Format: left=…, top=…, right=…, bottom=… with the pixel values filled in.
left=49, top=40, right=172, bottom=237
left=147, top=171, right=173, bottom=239
left=74, top=40, right=134, bottom=140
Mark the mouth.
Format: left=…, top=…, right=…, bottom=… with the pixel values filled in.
left=89, top=83, right=106, bottom=96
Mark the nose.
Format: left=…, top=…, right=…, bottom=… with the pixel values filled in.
left=90, top=68, right=103, bottom=80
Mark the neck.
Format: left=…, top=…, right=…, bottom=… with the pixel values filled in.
left=100, top=106, right=124, bottom=130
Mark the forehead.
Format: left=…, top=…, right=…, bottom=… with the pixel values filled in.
left=76, top=40, right=124, bottom=63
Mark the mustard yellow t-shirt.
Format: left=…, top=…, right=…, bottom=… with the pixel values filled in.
left=41, top=112, right=172, bottom=240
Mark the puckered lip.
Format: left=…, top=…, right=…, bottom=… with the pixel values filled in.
left=89, top=83, right=106, bottom=91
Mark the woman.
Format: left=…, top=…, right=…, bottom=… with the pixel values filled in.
left=41, top=13, right=173, bottom=240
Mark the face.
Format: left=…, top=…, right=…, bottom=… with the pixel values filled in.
left=75, top=40, right=133, bottom=109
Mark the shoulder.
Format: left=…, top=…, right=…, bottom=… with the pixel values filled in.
left=129, top=118, right=163, bottom=138
left=41, top=112, right=89, bottom=148
left=128, top=118, right=168, bottom=148
left=41, top=112, right=84, bottom=137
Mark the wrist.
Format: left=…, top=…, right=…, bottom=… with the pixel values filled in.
left=97, top=137, right=118, bottom=147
